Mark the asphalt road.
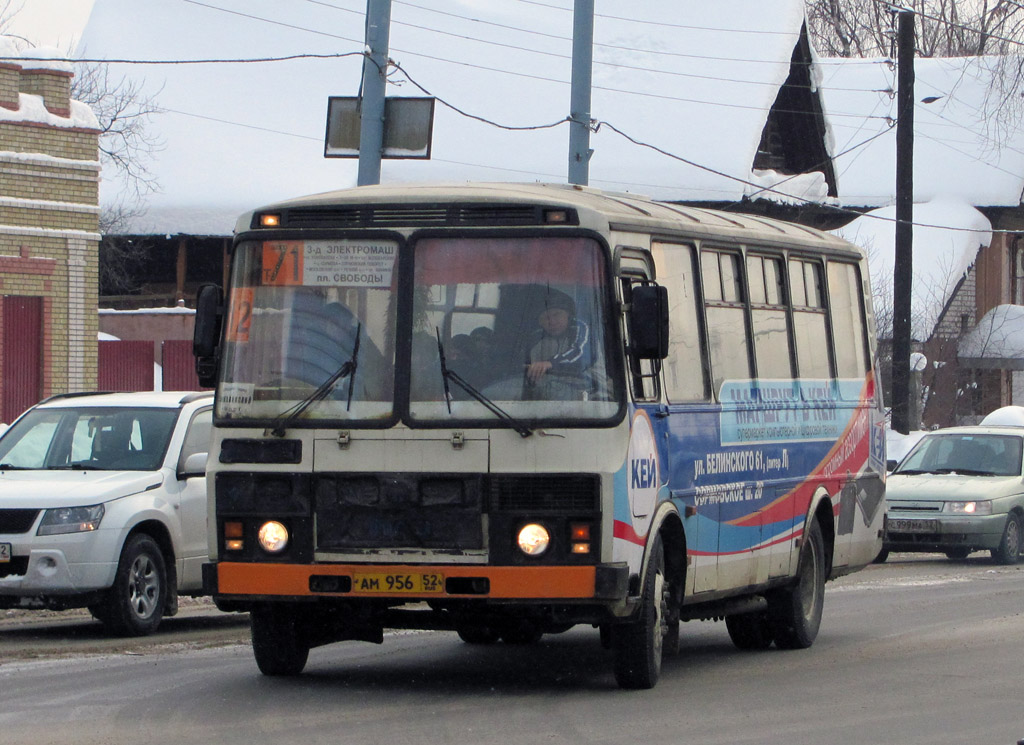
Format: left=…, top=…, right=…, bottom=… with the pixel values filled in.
left=2, top=555, right=1023, bottom=745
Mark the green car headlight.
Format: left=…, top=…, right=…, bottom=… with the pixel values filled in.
left=37, top=504, right=105, bottom=536
left=944, top=500, right=993, bottom=515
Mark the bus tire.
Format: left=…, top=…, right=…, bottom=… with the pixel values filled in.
left=612, top=534, right=667, bottom=689
left=768, top=518, right=825, bottom=650
left=456, top=625, right=501, bottom=644
left=251, top=605, right=310, bottom=676
left=500, top=623, right=543, bottom=645
left=725, top=612, right=773, bottom=650
left=101, top=534, right=167, bottom=637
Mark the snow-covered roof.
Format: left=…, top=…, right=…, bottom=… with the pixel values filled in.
left=819, top=55, right=1024, bottom=209
left=959, top=304, right=1024, bottom=370
left=836, top=196, right=991, bottom=339
left=77, top=0, right=819, bottom=235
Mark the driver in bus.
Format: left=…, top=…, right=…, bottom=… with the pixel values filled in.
left=524, top=288, right=598, bottom=400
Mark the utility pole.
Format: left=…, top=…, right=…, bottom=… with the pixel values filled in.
left=358, top=0, right=392, bottom=186
left=568, top=0, right=594, bottom=185
left=892, top=9, right=915, bottom=434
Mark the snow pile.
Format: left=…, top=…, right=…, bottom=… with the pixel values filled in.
left=980, top=406, right=1024, bottom=426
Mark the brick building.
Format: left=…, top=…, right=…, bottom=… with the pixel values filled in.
left=0, top=41, right=100, bottom=422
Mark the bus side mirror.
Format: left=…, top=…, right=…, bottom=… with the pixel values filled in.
left=193, top=283, right=223, bottom=388
left=629, top=284, right=669, bottom=360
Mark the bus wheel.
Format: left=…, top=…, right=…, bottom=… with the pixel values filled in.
left=456, top=625, right=501, bottom=644
left=768, top=518, right=825, bottom=650
left=725, top=612, right=773, bottom=650
left=500, top=622, right=543, bottom=645
left=612, top=535, right=666, bottom=689
left=251, top=605, right=310, bottom=676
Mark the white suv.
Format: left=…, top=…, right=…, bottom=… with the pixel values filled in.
left=0, top=391, right=213, bottom=635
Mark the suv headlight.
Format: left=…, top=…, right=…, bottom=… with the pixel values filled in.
left=944, top=500, right=993, bottom=515
left=37, top=504, right=105, bottom=536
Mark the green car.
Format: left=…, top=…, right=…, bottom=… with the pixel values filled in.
left=882, top=426, right=1024, bottom=564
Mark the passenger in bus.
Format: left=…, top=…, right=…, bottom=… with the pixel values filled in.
left=524, top=289, right=599, bottom=400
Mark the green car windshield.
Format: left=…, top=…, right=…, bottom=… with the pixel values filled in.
left=898, top=434, right=1023, bottom=477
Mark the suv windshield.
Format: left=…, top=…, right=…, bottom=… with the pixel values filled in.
left=897, top=433, right=1024, bottom=477
left=0, top=406, right=179, bottom=471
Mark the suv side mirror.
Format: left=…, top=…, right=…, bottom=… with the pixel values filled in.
left=629, top=284, right=669, bottom=360
left=179, top=452, right=208, bottom=478
left=193, top=284, right=223, bottom=387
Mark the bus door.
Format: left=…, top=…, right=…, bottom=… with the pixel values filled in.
left=618, top=248, right=670, bottom=542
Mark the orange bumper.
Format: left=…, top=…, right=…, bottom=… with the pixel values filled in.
left=216, top=562, right=604, bottom=600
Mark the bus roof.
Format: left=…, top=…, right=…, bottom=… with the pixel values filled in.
left=235, top=182, right=859, bottom=256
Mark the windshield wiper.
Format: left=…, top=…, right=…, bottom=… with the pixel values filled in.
left=266, top=324, right=361, bottom=438
left=435, top=328, right=532, bottom=438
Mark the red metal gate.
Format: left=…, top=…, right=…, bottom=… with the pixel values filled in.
left=162, top=339, right=205, bottom=391
left=2, top=296, right=42, bottom=423
left=98, top=340, right=154, bottom=392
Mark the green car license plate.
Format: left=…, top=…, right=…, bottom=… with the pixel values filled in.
left=887, top=518, right=937, bottom=533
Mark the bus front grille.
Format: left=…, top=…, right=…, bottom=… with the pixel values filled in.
left=486, top=475, right=600, bottom=512
left=315, top=473, right=484, bottom=551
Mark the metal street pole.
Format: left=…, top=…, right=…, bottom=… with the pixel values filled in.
left=568, top=0, right=594, bottom=185
left=892, top=9, right=915, bottom=434
left=358, top=0, right=392, bottom=186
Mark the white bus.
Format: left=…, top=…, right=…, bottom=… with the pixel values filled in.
left=194, top=183, right=886, bottom=689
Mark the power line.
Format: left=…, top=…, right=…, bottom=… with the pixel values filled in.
left=283, top=0, right=886, bottom=95
left=154, top=0, right=892, bottom=118
left=2, top=52, right=365, bottom=66
left=510, top=0, right=800, bottom=36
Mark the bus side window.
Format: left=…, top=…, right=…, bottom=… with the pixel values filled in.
left=827, top=261, right=870, bottom=379
left=789, top=258, right=832, bottom=379
left=652, top=242, right=708, bottom=401
left=748, top=254, right=794, bottom=379
left=702, top=250, right=752, bottom=396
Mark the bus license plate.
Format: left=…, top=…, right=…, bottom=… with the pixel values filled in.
left=352, top=572, right=444, bottom=594
left=887, top=518, right=937, bottom=534
left=0, top=543, right=10, bottom=562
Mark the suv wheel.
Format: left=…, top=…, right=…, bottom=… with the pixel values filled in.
left=100, top=534, right=168, bottom=636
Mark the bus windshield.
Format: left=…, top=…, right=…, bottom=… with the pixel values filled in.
left=216, top=235, right=620, bottom=424
left=217, top=238, right=398, bottom=422
left=409, top=236, right=619, bottom=422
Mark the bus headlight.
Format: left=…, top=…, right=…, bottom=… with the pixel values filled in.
left=517, top=523, right=550, bottom=556
left=257, top=521, right=289, bottom=553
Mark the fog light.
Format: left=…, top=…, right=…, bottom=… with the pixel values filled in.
left=258, top=521, right=289, bottom=553
left=572, top=542, right=591, bottom=554
left=517, top=523, right=550, bottom=556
